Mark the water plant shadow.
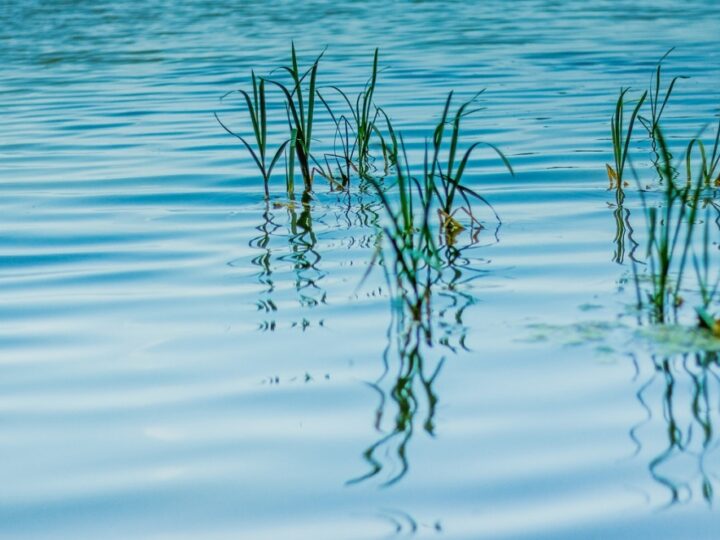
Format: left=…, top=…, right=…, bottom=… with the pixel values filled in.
left=629, top=350, right=720, bottom=506
left=245, top=195, right=328, bottom=332
left=347, top=270, right=475, bottom=488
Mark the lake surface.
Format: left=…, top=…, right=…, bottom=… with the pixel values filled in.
left=2, top=1, right=720, bottom=538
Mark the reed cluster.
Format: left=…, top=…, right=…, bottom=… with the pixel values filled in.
left=218, top=44, right=513, bottom=321
left=608, top=52, right=720, bottom=328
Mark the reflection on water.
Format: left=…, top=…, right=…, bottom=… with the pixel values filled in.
left=630, top=351, right=720, bottom=506
left=281, top=195, right=327, bottom=311
left=348, top=304, right=445, bottom=487
left=246, top=191, right=385, bottom=331
left=610, top=189, right=640, bottom=266
left=350, top=230, right=489, bottom=486
left=246, top=195, right=328, bottom=331
left=4, top=0, right=720, bottom=537
left=375, top=508, right=442, bottom=537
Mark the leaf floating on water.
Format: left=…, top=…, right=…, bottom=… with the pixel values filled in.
left=606, top=164, right=618, bottom=190
left=696, top=307, right=720, bottom=337
left=438, top=209, right=466, bottom=245
left=437, top=209, right=465, bottom=233
left=272, top=201, right=297, bottom=210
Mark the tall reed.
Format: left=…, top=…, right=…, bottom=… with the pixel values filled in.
left=608, top=88, right=647, bottom=195
left=266, top=43, right=323, bottom=192
left=642, top=49, right=686, bottom=141
left=634, top=127, right=703, bottom=323
left=365, top=137, right=439, bottom=323
left=215, top=72, right=290, bottom=198
left=695, top=117, right=720, bottom=186
left=428, top=91, right=513, bottom=239
left=318, top=48, right=381, bottom=180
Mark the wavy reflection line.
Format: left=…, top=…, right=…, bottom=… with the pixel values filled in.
left=279, top=195, right=328, bottom=310
left=611, top=189, right=640, bottom=266
left=350, top=232, right=485, bottom=487
left=631, top=352, right=720, bottom=507
left=247, top=194, right=331, bottom=331
left=348, top=306, right=445, bottom=488
left=249, top=200, right=282, bottom=321
left=626, top=354, right=655, bottom=460
left=377, top=508, right=418, bottom=537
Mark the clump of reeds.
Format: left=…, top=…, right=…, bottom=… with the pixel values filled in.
left=365, top=137, right=439, bottom=325
left=427, top=91, right=513, bottom=241
left=633, top=127, right=703, bottom=324
left=220, top=43, right=513, bottom=323
left=222, top=44, right=515, bottom=371
left=607, top=51, right=720, bottom=330
left=218, top=43, right=383, bottom=196
left=361, top=92, right=513, bottom=320
left=317, top=48, right=381, bottom=182
left=266, top=43, right=323, bottom=192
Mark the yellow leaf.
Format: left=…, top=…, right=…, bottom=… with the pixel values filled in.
left=606, top=164, right=618, bottom=189
left=438, top=209, right=465, bottom=233
left=272, top=201, right=297, bottom=211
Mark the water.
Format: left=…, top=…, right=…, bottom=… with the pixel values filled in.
left=2, top=1, right=720, bottom=538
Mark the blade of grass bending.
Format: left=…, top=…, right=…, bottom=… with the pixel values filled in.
left=446, top=141, right=514, bottom=210
left=268, top=139, right=290, bottom=178
left=620, top=91, right=648, bottom=178
left=214, top=111, right=264, bottom=174
left=286, top=127, right=297, bottom=196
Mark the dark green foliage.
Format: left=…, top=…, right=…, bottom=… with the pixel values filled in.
left=317, top=48, right=381, bottom=181
left=266, top=43, right=323, bottom=192
left=215, top=72, right=290, bottom=198
left=608, top=88, right=647, bottom=192
left=634, top=128, right=703, bottom=323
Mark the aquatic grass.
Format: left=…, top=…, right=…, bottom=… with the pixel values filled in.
left=693, top=207, right=720, bottom=313
left=428, top=91, right=514, bottom=240
left=222, top=45, right=512, bottom=334
left=311, top=111, right=354, bottom=190
left=347, top=308, right=444, bottom=487
left=361, top=91, right=514, bottom=317
left=215, top=72, right=290, bottom=198
left=695, top=117, right=720, bottom=186
left=365, top=136, right=440, bottom=322
left=317, top=48, right=381, bottom=180
left=266, top=43, right=324, bottom=192
left=284, top=127, right=297, bottom=196
left=367, top=92, right=513, bottom=249
left=633, top=127, right=704, bottom=324
left=608, top=60, right=720, bottom=328
left=607, top=87, right=647, bottom=195
left=373, top=106, right=399, bottom=177
left=632, top=351, right=720, bottom=506
left=640, top=48, right=687, bottom=147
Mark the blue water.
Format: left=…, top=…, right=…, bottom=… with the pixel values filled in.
left=1, top=1, right=720, bottom=538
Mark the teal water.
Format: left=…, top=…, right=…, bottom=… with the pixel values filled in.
left=1, top=1, right=720, bottom=538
